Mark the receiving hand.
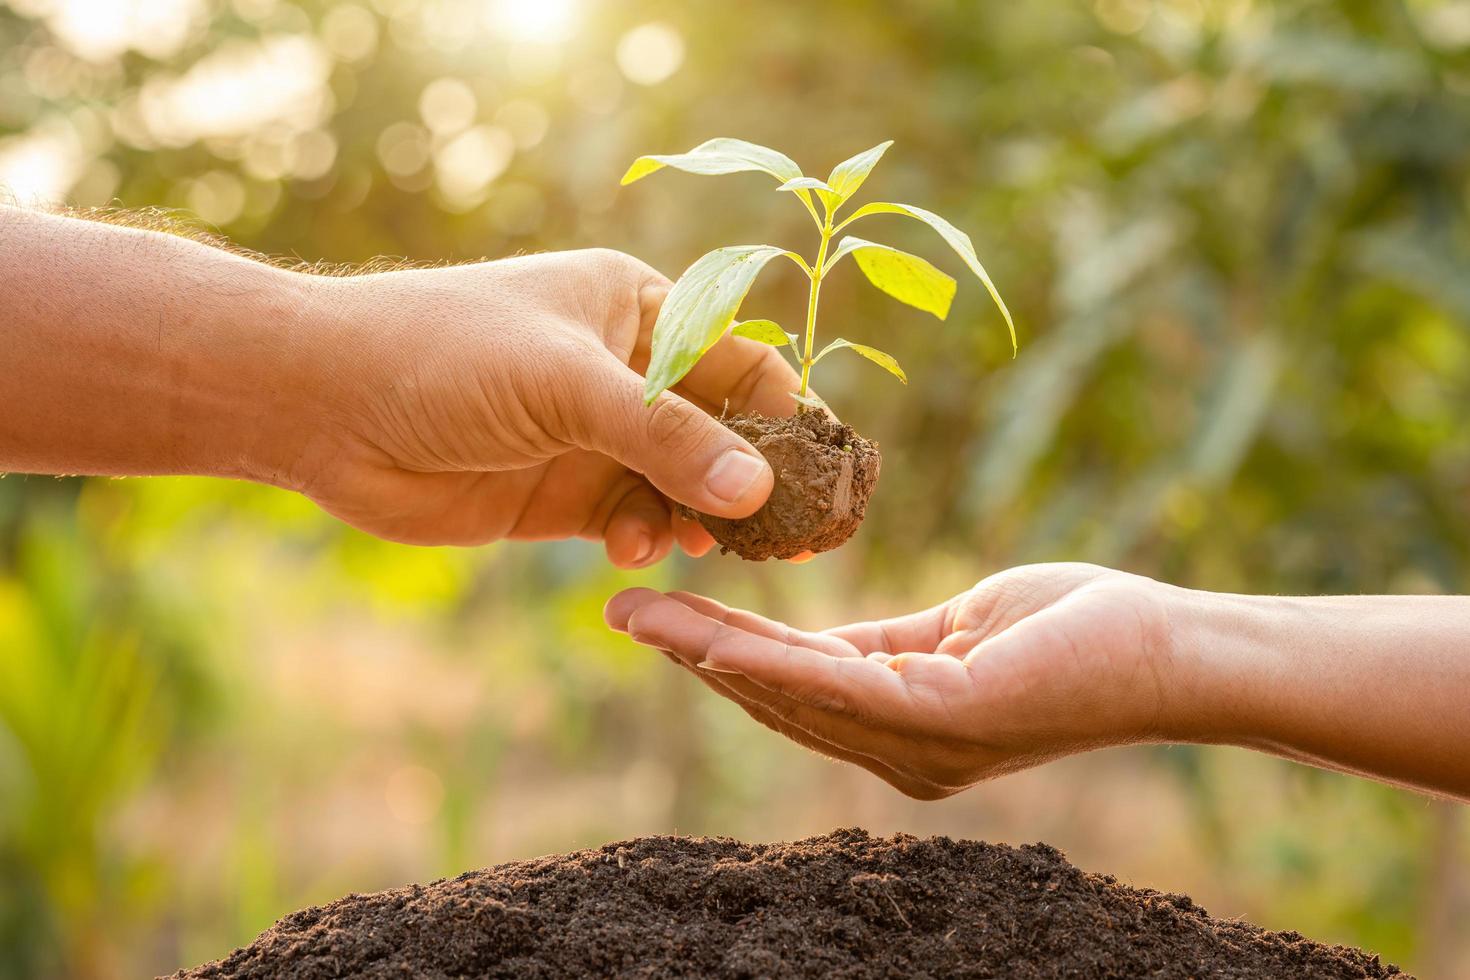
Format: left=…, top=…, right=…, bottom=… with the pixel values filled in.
left=284, top=249, right=801, bottom=563
left=605, top=563, right=1178, bottom=799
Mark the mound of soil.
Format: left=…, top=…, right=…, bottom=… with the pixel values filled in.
left=172, top=828, right=1404, bottom=980
left=681, top=412, right=881, bottom=561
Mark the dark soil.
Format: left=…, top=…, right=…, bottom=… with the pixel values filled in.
left=681, top=411, right=881, bottom=561
left=171, top=828, right=1405, bottom=980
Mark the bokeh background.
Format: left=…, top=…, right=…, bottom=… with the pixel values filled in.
left=2, top=0, right=1469, bottom=975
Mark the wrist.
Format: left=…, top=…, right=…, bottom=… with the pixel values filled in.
left=1155, top=584, right=1294, bottom=747
left=207, top=263, right=351, bottom=492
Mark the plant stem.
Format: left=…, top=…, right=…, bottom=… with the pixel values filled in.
left=800, top=215, right=833, bottom=398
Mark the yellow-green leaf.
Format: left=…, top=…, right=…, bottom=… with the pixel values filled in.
left=777, top=176, right=839, bottom=212
left=621, top=138, right=804, bottom=186
left=643, top=246, right=793, bottom=403
left=731, top=319, right=793, bottom=346
left=823, top=236, right=955, bottom=319
left=814, top=338, right=908, bottom=384
left=838, top=201, right=1016, bottom=352
left=825, top=140, right=893, bottom=205
left=777, top=176, right=833, bottom=194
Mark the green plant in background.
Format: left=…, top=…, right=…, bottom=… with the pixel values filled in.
left=621, top=138, right=1017, bottom=406
left=0, top=496, right=196, bottom=980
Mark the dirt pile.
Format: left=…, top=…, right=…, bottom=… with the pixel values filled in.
left=682, top=412, right=880, bottom=561
left=172, top=828, right=1405, bottom=979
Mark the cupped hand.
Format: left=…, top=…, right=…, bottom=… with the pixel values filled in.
left=605, top=563, right=1181, bottom=799
left=282, top=249, right=801, bottom=564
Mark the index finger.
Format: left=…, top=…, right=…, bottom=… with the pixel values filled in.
left=674, top=333, right=803, bottom=419
left=624, top=595, right=910, bottom=718
left=629, top=272, right=800, bottom=418
left=665, top=590, right=865, bottom=659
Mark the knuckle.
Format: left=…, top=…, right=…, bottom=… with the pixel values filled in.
left=587, top=247, right=664, bottom=286
left=580, top=246, right=630, bottom=275
left=589, top=248, right=664, bottom=297
left=565, top=249, right=640, bottom=336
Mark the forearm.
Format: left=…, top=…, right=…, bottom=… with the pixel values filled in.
left=1169, top=587, right=1470, bottom=800
left=0, top=207, right=331, bottom=486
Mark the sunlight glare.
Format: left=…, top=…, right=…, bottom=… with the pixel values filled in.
left=484, top=0, right=579, bottom=44
left=0, top=119, right=84, bottom=204
left=46, top=0, right=204, bottom=62
left=433, top=124, right=514, bottom=208
left=140, top=35, right=332, bottom=145
left=616, top=22, right=685, bottom=86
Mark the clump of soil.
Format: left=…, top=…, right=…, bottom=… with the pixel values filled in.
left=172, top=828, right=1404, bottom=980
left=683, top=411, right=881, bottom=561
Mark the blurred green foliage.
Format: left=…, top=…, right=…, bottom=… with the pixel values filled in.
left=2, top=0, right=1469, bottom=976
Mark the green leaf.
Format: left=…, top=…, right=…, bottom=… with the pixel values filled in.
left=777, top=176, right=839, bottom=212
left=825, top=140, right=893, bottom=205
left=814, top=338, right=908, bottom=384
left=838, top=201, right=1016, bottom=352
left=777, top=176, right=834, bottom=194
left=621, top=138, right=803, bottom=186
left=731, top=319, right=793, bottom=346
left=643, top=245, right=793, bottom=403
left=823, top=236, right=955, bottom=319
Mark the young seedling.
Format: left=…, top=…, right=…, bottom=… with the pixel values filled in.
left=622, top=137, right=1015, bottom=560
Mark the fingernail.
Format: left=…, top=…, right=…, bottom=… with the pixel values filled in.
left=705, top=450, right=766, bottom=504
left=632, top=529, right=654, bottom=566
left=697, top=660, right=743, bottom=675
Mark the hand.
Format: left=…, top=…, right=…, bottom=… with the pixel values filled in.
left=605, top=563, right=1179, bottom=799
left=2, top=208, right=801, bottom=564
left=281, top=249, right=801, bottom=563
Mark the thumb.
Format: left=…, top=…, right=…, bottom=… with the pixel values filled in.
left=565, top=356, right=774, bottom=518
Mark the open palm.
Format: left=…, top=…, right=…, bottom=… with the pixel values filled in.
left=605, top=563, right=1178, bottom=799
